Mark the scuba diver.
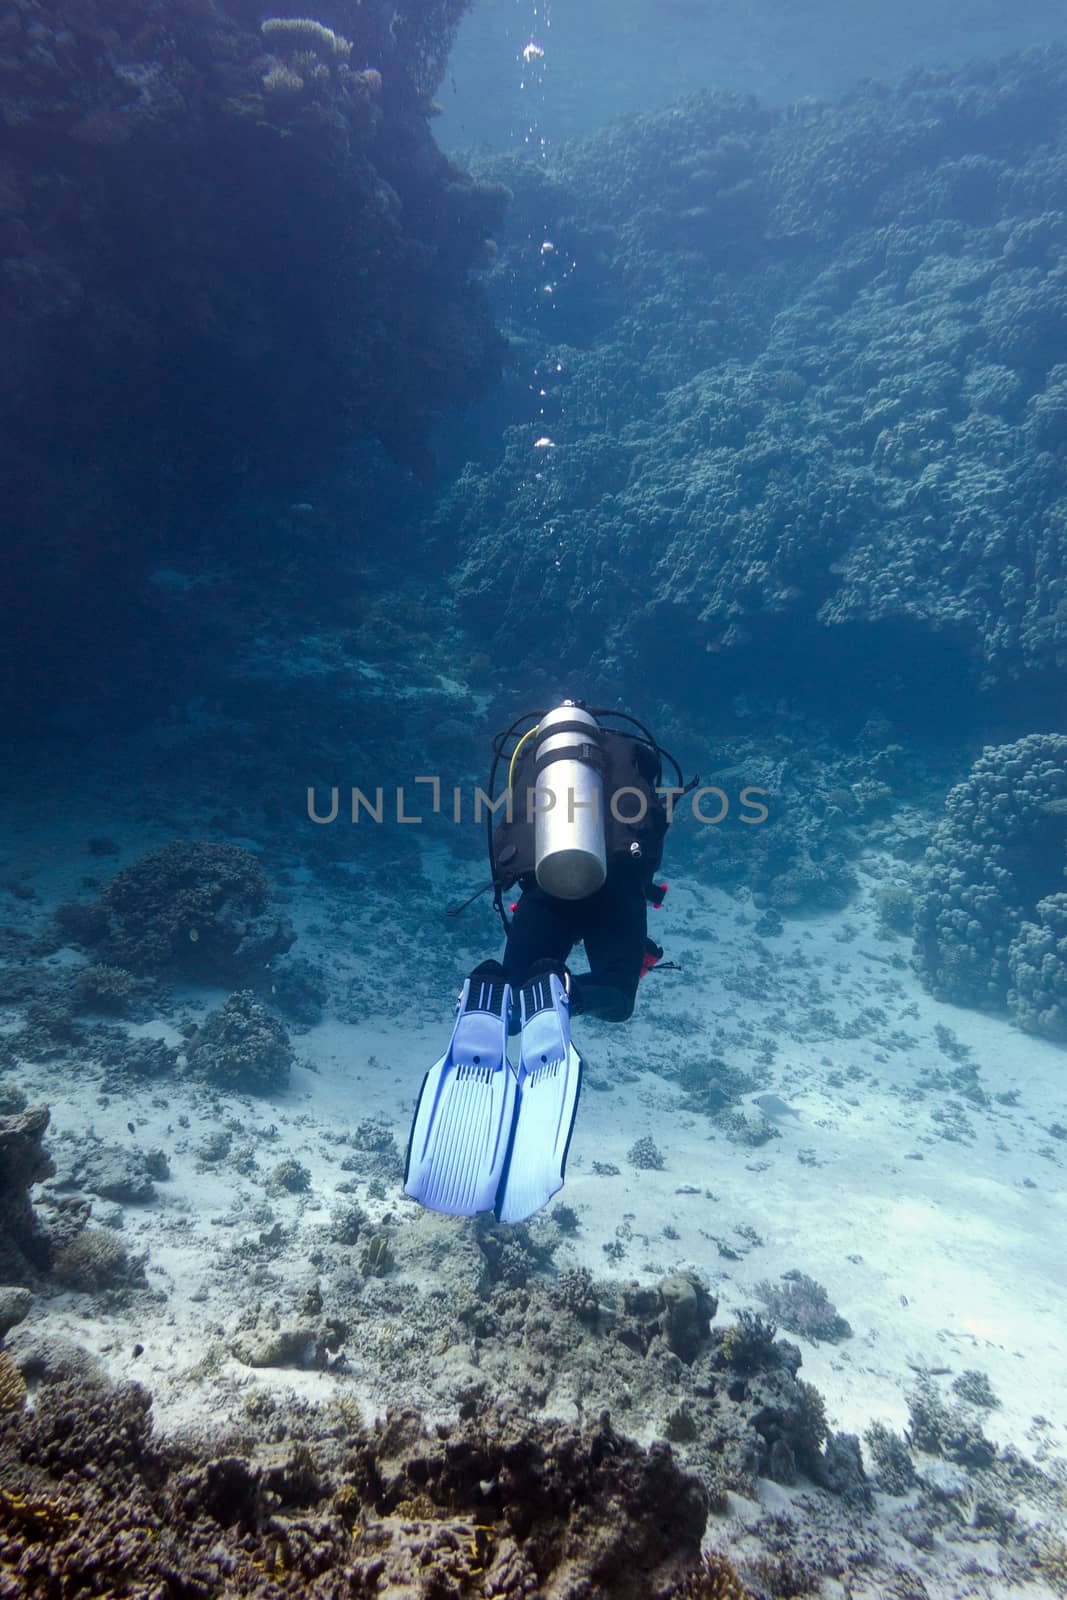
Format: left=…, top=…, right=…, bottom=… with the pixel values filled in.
left=404, top=700, right=693, bottom=1225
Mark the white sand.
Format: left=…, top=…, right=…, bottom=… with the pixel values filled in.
left=2, top=770, right=1065, bottom=1594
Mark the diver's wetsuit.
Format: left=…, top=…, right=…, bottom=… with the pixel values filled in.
left=502, top=857, right=649, bottom=1022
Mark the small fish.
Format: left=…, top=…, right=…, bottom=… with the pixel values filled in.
left=753, top=1093, right=801, bottom=1120
left=127, top=1121, right=136, bottom=1135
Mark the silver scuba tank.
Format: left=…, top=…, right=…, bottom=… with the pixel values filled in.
left=533, top=702, right=607, bottom=899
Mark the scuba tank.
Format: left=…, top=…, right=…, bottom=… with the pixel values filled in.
left=533, top=702, right=607, bottom=899
left=444, top=697, right=694, bottom=931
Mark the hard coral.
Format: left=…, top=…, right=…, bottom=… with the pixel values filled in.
left=1007, top=891, right=1067, bottom=1041
left=186, top=990, right=295, bottom=1093
left=261, top=16, right=352, bottom=59
left=913, top=734, right=1067, bottom=1035
left=51, top=1228, right=148, bottom=1296
left=754, top=1271, right=852, bottom=1344
left=864, top=1420, right=917, bottom=1494
left=1036, top=1539, right=1067, bottom=1597
left=0, top=1374, right=712, bottom=1600
left=906, top=1375, right=997, bottom=1469
left=83, top=840, right=294, bottom=979
left=0, top=1352, right=26, bottom=1415
left=73, top=963, right=136, bottom=1012
left=719, top=1310, right=782, bottom=1376
left=0, top=1103, right=55, bottom=1283
left=671, top=1548, right=752, bottom=1598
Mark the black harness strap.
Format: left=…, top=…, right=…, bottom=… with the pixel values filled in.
left=533, top=740, right=605, bottom=776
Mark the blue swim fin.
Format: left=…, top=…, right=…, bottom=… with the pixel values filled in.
left=495, top=969, right=583, bottom=1225
left=403, top=964, right=518, bottom=1216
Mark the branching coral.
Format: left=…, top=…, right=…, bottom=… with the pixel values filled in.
left=906, top=1376, right=997, bottom=1469
left=793, top=1379, right=829, bottom=1470
left=1036, top=1539, right=1067, bottom=1598
left=671, top=1549, right=753, bottom=1599
left=863, top=1420, right=917, bottom=1494
left=0, top=1352, right=26, bottom=1415
left=73, top=964, right=136, bottom=1011
left=754, top=1271, right=852, bottom=1344
left=719, top=1310, right=781, bottom=1375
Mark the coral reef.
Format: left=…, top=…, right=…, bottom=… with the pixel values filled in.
left=185, top=990, right=295, bottom=1093
left=445, top=45, right=1067, bottom=718
left=0, top=1365, right=716, bottom=1599
left=913, top=733, right=1067, bottom=1034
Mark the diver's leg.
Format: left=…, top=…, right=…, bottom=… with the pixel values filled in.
left=502, top=883, right=576, bottom=988
left=571, top=871, right=648, bottom=1021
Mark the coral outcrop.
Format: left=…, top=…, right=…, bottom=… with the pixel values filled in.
left=913, top=732, right=1067, bottom=1034
left=185, top=989, right=295, bottom=1092
left=60, top=840, right=293, bottom=979
left=0, top=1105, right=55, bottom=1285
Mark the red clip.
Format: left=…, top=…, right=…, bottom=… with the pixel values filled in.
left=639, top=939, right=665, bottom=979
